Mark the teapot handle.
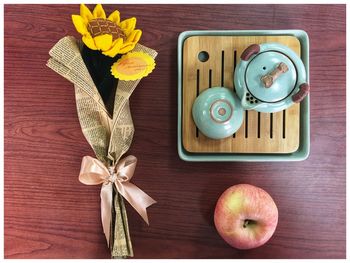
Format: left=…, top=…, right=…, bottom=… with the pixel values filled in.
left=292, top=83, right=310, bottom=103
left=241, top=44, right=260, bottom=61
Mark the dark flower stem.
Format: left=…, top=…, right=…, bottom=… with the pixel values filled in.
left=81, top=44, right=121, bottom=116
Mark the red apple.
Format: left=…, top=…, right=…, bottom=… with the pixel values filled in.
left=214, top=184, right=278, bottom=250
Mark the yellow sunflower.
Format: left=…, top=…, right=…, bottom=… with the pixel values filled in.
left=72, top=4, right=142, bottom=57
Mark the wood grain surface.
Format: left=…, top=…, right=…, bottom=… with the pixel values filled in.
left=4, top=4, right=346, bottom=259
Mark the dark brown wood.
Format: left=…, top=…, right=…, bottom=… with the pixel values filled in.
left=4, top=4, right=346, bottom=259
left=240, top=44, right=260, bottom=61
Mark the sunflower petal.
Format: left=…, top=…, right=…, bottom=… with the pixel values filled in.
left=126, top=29, right=142, bottom=44
left=108, top=10, right=120, bottom=24
left=94, top=34, right=113, bottom=51
left=82, top=33, right=97, bottom=50
left=80, top=4, right=93, bottom=23
left=102, top=38, right=123, bottom=57
left=93, top=4, right=106, bottom=19
left=119, top=17, right=136, bottom=36
left=119, top=42, right=136, bottom=54
left=118, top=30, right=141, bottom=54
left=72, top=15, right=88, bottom=35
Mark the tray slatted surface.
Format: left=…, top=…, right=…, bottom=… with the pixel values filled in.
left=182, top=36, right=300, bottom=153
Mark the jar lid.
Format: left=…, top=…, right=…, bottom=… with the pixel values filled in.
left=245, top=51, right=297, bottom=103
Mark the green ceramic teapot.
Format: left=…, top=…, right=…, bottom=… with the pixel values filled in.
left=234, top=43, right=310, bottom=113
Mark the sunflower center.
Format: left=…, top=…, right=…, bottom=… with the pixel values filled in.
left=87, top=18, right=126, bottom=41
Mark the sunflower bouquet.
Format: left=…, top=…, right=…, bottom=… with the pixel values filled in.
left=47, top=4, right=157, bottom=258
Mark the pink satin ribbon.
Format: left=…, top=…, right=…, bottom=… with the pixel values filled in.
left=78, top=155, right=156, bottom=246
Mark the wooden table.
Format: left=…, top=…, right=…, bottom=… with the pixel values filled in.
left=4, top=4, right=346, bottom=259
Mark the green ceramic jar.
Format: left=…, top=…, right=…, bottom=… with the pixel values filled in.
left=192, top=87, right=243, bottom=139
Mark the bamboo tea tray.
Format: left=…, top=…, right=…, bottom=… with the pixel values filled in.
left=177, top=30, right=310, bottom=162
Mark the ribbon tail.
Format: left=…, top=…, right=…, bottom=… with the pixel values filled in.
left=116, top=181, right=156, bottom=225
left=100, top=183, right=113, bottom=246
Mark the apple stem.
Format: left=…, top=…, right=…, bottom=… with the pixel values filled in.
left=243, top=220, right=249, bottom=228
left=243, top=219, right=255, bottom=228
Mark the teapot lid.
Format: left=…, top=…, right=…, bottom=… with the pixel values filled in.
left=245, top=51, right=297, bottom=103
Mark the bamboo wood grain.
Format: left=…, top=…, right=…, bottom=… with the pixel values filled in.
left=182, top=36, right=300, bottom=153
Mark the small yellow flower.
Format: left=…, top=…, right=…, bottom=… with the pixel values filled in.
left=111, top=52, right=156, bottom=81
left=72, top=4, right=142, bottom=57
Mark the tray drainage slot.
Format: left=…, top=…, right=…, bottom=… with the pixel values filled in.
left=233, top=50, right=237, bottom=92
left=283, top=110, right=286, bottom=139
left=245, top=111, right=249, bottom=138
left=221, top=50, right=225, bottom=86
left=257, top=112, right=261, bottom=138
left=196, top=69, right=200, bottom=137
left=270, top=113, right=273, bottom=138
left=209, top=69, right=212, bottom=88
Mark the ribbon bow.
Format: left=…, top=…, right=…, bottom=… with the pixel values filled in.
left=78, top=155, right=156, bottom=246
